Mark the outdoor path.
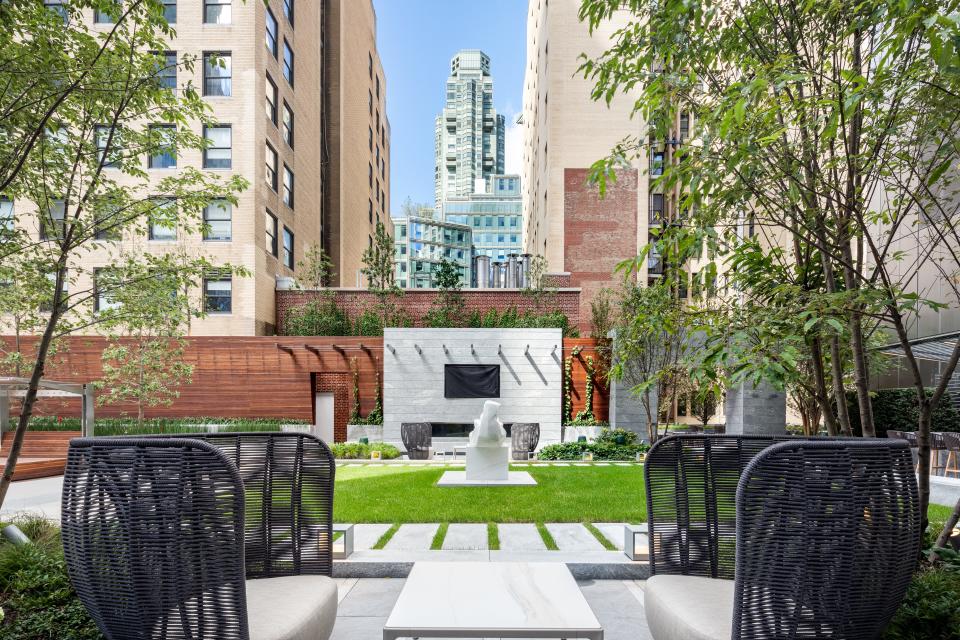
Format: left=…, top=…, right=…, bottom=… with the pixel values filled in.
left=331, top=577, right=652, bottom=640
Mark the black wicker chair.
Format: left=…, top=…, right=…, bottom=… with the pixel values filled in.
left=644, top=435, right=920, bottom=640
left=61, top=433, right=338, bottom=640
left=401, top=422, right=432, bottom=460
left=510, top=423, right=540, bottom=460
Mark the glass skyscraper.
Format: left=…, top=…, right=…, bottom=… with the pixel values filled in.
left=444, top=174, right=523, bottom=268
left=434, top=50, right=506, bottom=208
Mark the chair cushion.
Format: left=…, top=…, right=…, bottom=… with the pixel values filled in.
left=246, top=575, right=338, bottom=640
left=645, top=575, right=734, bottom=640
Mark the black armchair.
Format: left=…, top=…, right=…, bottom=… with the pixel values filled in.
left=401, top=422, right=432, bottom=460
left=643, top=435, right=920, bottom=640
left=510, top=423, right=540, bottom=460
left=61, top=432, right=338, bottom=640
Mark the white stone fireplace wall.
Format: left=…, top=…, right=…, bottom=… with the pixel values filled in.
left=383, top=328, right=563, bottom=449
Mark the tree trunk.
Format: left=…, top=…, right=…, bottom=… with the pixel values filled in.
left=917, top=401, right=932, bottom=535
left=934, top=497, right=960, bottom=553
left=829, top=334, right=853, bottom=436
left=809, top=336, right=839, bottom=436
left=644, top=389, right=656, bottom=444
left=0, top=273, right=64, bottom=510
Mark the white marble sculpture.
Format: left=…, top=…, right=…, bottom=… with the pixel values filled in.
left=465, top=400, right=509, bottom=481
left=470, top=401, right=506, bottom=446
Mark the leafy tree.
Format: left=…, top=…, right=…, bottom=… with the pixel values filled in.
left=94, top=255, right=196, bottom=426
left=424, top=258, right=465, bottom=328
left=610, top=280, right=688, bottom=442
left=0, top=3, right=247, bottom=509
left=285, top=245, right=350, bottom=336
left=580, top=0, right=960, bottom=535
left=361, top=221, right=403, bottom=328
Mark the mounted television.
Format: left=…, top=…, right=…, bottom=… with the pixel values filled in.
left=444, top=364, right=500, bottom=399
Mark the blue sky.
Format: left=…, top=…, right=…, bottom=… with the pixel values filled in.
left=374, top=0, right=528, bottom=212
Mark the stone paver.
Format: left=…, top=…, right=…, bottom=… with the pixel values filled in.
left=352, top=523, right=393, bottom=551
left=384, top=523, right=438, bottom=551
left=442, top=523, right=488, bottom=550
left=593, top=523, right=627, bottom=551
left=497, top=523, right=546, bottom=551
left=546, top=523, right=605, bottom=551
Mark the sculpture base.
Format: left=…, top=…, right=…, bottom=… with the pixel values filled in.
left=465, top=444, right=509, bottom=481
left=437, top=471, right=537, bottom=487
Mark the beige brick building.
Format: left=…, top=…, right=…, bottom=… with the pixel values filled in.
left=6, top=1, right=388, bottom=336
left=322, top=0, right=391, bottom=287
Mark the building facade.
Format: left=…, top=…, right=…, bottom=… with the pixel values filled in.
left=393, top=210, right=473, bottom=289
left=434, top=50, right=506, bottom=209
left=322, top=0, right=391, bottom=288
left=521, top=0, right=652, bottom=322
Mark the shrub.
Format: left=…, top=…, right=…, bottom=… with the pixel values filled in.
left=846, top=388, right=960, bottom=437
left=537, top=441, right=649, bottom=461
left=882, top=567, right=960, bottom=639
left=0, top=517, right=100, bottom=639
left=8, top=416, right=307, bottom=434
left=330, top=442, right=400, bottom=460
left=284, top=297, right=351, bottom=336
left=594, top=428, right=638, bottom=446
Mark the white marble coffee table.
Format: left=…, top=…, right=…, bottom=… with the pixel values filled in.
left=382, top=562, right=603, bottom=639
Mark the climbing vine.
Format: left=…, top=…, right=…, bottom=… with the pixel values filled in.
left=367, top=366, right=384, bottom=425
left=563, top=356, right=573, bottom=424
left=574, top=355, right=596, bottom=423
left=348, top=357, right=362, bottom=424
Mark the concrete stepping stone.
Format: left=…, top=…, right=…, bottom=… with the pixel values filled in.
left=441, top=523, right=488, bottom=550
left=353, top=524, right=393, bottom=551
left=498, top=523, right=546, bottom=551
left=594, top=462, right=610, bottom=466
left=593, top=522, right=627, bottom=551
left=385, top=523, right=438, bottom=551
left=545, top=523, right=604, bottom=551
left=551, top=462, right=570, bottom=466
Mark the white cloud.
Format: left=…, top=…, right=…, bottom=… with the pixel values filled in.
left=504, top=110, right=523, bottom=176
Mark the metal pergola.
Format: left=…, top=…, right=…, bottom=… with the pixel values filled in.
left=0, top=377, right=95, bottom=443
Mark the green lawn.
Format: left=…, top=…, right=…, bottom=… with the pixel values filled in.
left=333, top=464, right=646, bottom=523
left=332, top=463, right=957, bottom=526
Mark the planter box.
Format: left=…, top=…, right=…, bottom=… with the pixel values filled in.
left=347, top=424, right=384, bottom=442
left=562, top=425, right=604, bottom=442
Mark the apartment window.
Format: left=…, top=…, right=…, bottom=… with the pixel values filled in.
left=203, top=275, right=232, bottom=313
left=148, top=198, right=177, bottom=240
left=203, top=52, right=232, bottom=97
left=282, top=102, right=294, bottom=148
left=44, top=1, right=68, bottom=23
left=368, top=53, right=373, bottom=78
left=93, top=269, right=120, bottom=312
left=162, top=0, right=176, bottom=23
left=679, top=112, right=690, bottom=140
left=649, top=194, right=664, bottom=225
left=282, top=165, right=294, bottom=208
left=282, top=40, right=294, bottom=86
left=94, top=125, right=118, bottom=168
left=369, top=126, right=373, bottom=151
left=368, top=90, right=372, bottom=115
left=204, top=0, right=231, bottom=24
left=265, top=8, right=278, bottom=57
left=265, top=209, right=278, bottom=256
left=282, top=0, right=293, bottom=25
left=282, top=227, right=294, bottom=269
left=376, top=75, right=380, bottom=99
left=154, top=51, right=177, bottom=90
left=368, top=199, right=373, bottom=224
left=94, top=9, right=113, bottom=23
left=0, top=198, right=12, bottom=233
left=148, top=124, right=176, bottom=169
left=650, top=151, right=665, bottom=177
left=203, top=200, right=232, bottom=241
left=265, top=143, right=278, bottom=190
left=40, top=200, right=65, bottom=240
left=368, top=163, right=372, bottom=188
left=203, top=125, right=232, bottom=169
left=94, top=203, right=121, bottom=241
left=266, top=74, right=278, bottom=124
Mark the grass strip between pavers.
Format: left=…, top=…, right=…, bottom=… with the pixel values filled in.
left=536, top=523, right=558, bottom=550
left=582, top=522, right=617, bottom=551
left=371, top=523, right=400, bottom=550
left=430, top=523, right=449, bottom=550
left=487, top=522, right=500, bottom=550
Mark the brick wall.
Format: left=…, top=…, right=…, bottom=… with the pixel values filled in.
left=564, top=168, right=639, bottom=329
left=275, top=286, right=583, bottom=335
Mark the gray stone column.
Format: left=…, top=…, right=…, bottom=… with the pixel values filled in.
left=724, top=380, right=786, bottom=436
